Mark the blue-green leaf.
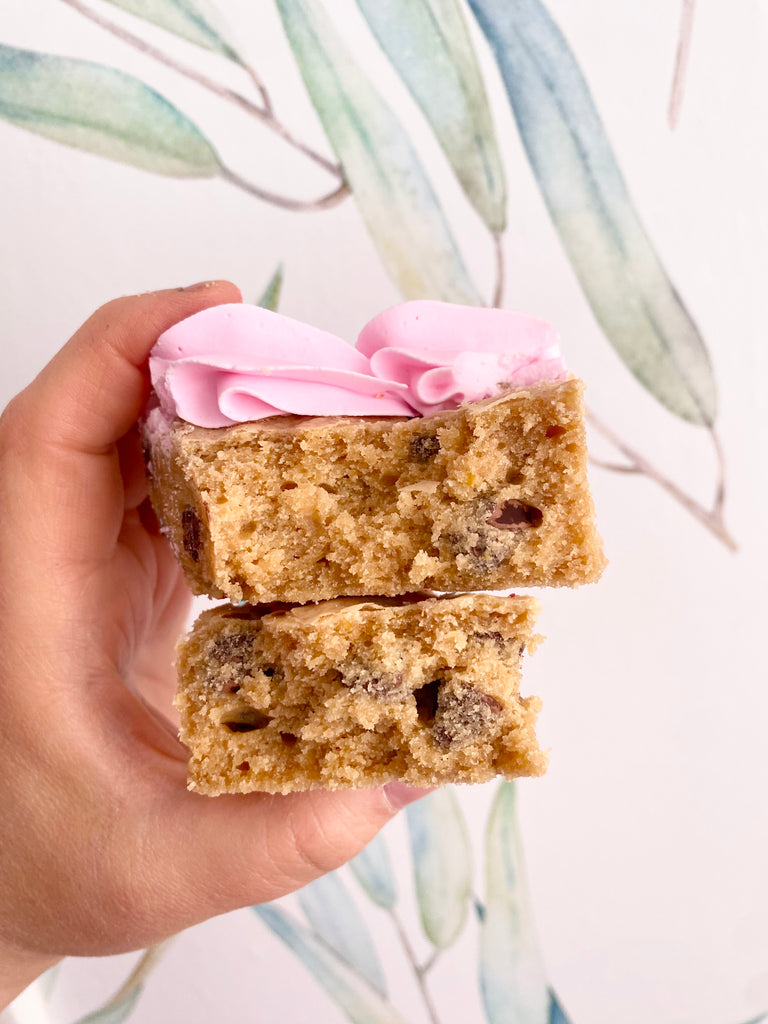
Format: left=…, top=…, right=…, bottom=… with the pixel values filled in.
left=349, top=831, right=397, bottom=910
left=254, top=904, right=407, bottom=1024
left=355, top=0, right=506, bottom=233
left=298, top=872, right=387, bottom=996
left=257, top=263, right=284, bottom=311
left=548, top=989, right=573, bottom=1024
left=99, top=0, right=239, bottom=60
left=406, top=787, right=471, bottom=949
left=0, top=45, right=221, bottom=177
left=71, top=987, right=142, bottom=1024
left=276, top=0, right=480, bottom=304
left=467, top=0, right=717, bottom=426
left=480, top=782, right=548, bottom=1024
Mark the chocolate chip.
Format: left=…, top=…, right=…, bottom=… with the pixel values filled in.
left=545, top=424, right=566, bottom=438
left=182, top=506, right=202, bottom=562
left=342, top=663, right=410, bottom=702
left=433, top=685, right=503, bottom=750
left=487, top=499, right=543, bottom=530
left=473, top=630, right=506, bottom=648
left=280, top=733, right=298, bottom=747
left=410, top=434, right=441, bottom=462
left=415, top=679, right=441, bottom=724
left=223, top=708, right=272, bottom=732
left=210, top=634, right=252, bottom=665
left=235, top=760, right=250, bottom=772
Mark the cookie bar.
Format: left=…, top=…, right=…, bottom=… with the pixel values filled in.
left=175, top=593, right=546, bottom=794
left=146, top=377, right=605, bottom=605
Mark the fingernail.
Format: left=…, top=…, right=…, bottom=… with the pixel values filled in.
left=382, top=781, right=437, bottom=810
left=178, top=280, right=216, bottom=292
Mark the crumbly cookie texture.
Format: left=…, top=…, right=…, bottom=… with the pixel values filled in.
left=146, top=378, right=605, bottom=604
left=175, top=594, right=546, bottom=795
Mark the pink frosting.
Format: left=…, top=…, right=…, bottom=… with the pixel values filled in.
left=357, top=301, right=567, bottom=416
left=150, top=300, right=566, bottom=427
left=150, top=304, right=412, bottom=427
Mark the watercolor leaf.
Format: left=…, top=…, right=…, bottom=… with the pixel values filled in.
left=275, top=0, right=480, bottom=304
left=257, top=263, right=284, bottom=311
left=406, top=787, right=472, bottom=949
left=0, top=44, right=221, bottom=177
left=70, top=987, right=143, bottom=1024
left=298, top=871, right=388, bottom=997
left=548, top=989, right=574, bottom=1024
left=350, top=831, right=397, bottom=910
left=253, top=903, right=408, bottom=1024
left=479, top=782, right=549, bottom=1024
left=467, top=0, right=717, bottom=426
left=355, top=0, right=506, bottom=234
left=99, top=0, right=240, bottom=60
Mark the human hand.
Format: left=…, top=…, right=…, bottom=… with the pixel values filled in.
left=0, top=283, right=427, bottom=1009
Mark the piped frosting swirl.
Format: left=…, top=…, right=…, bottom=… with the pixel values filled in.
left=149, top=300, right=567, bottom=427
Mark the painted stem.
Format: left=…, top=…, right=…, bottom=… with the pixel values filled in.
left=79, top=940, right=172, bottom=1020
left=388, top=910, right=441, bottom=1024
left=668, top=0, right=697, bottom=129
left=587, top=409, right=737, bottom=551
left=491, top=233, right=505, bottom=308
left=58, top=0, right=341, bottom=176
left=219, top=165, right=350, bottom=210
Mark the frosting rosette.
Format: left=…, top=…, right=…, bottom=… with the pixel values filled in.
left=356, top=300, right=567, bottom=416
left=150, top=304, right=413, bottom=427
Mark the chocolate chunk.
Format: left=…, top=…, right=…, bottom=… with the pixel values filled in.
left=415, top=679, right=441, bottom=724
left=342, top=663, right=410, bottom=702
left=443, top=529, right=508, bottom=575
left=210, top=633, right=253, bottom=665
left=473, top=630, right=506, bottom=648
left=182, top=506, right=202, bottom=562
left=410, top=434, right=441, bottom=462
left=487, top=499, right=543, bottom=530
left=223, top=708, right=272, bottom=732
left=280, top=732, right=299, bottom=747
left=545, top=424, right=566, bottom=438
left=235, top=760, right=250, bottom=772
left=433, top=685, right=503, bottom=750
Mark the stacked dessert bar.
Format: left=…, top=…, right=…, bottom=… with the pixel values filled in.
left=145, top=301, right=605, bottom=794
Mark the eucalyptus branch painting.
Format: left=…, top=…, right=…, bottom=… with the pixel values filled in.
left=0, top=0, right=734, bottom=548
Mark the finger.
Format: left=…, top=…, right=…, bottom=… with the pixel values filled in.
left=1, top=282, right=241, bottom=566
left=144, top=785, right=433, bottom=933
left=22, top=281, right=242, bottom=454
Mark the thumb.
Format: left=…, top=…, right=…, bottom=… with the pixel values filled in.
left=17, top=281, right=242, bottom=454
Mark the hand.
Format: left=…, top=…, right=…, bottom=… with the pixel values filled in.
left=0, top=283, right=426, bottom=1009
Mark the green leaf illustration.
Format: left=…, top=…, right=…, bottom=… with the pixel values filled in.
left=276, top=0, right=480, bottom=304
left=350, top=832, right=397, bottom=910
left=99, top=0, right=240, bottom=59
left=355, top=0, right=506, bottom=234
left=71, top=987, right=142, bottom=1024
left=298, top=872, right=388, bottom=996
left=406, top=787, right=471, bottom=949
left=480, top=782, right=548, bottom=1024
left=0, top=45, right=221, bottom=177
left=548, top=989, right=573, bottom=1024
left=254, top=903, right=407, bottom=1024
left=468, top=0, right=717, bottom=426
left=257, top=263, right=284, bottom=311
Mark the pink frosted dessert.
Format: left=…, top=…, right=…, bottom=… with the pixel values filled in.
left=144, top=300, right=603, bottom=604
left=149, top=300, right=567, bottom=427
